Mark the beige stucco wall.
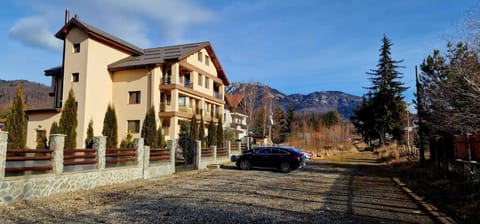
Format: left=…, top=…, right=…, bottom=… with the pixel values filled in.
left=112, top=68, right=151, bottom=140
left=83, top=37, right=129, bottom=147
left=25, top=112, right=61, bottom=149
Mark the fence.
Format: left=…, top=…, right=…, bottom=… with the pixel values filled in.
left=0, top=131, right=243, bottom=204
left=431, top=134, right=480, bottom=178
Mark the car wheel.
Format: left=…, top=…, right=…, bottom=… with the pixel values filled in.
left=239, top=160, right=251, bottom=170
left=280, top=162, right=291, bottom=173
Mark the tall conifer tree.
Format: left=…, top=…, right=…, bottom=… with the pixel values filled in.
left=5, top=85, right=26, bottom=149
left=102, top=104, right=118, bottom=148
left=59, top=89, right=78, bottom=148
left=141, top=106, right=157, bottom=147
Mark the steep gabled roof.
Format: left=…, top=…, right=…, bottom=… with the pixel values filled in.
left=109, top=41, right=229, bottom=85
left=225, top=94, right=244, bottom=108
left=55, top=18, right=144, bottom=55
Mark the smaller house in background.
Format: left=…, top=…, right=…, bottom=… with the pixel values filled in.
left=224, top=94, right=248, bottom=141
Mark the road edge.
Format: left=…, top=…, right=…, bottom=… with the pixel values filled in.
left=392, top=177, right=456, bottom=224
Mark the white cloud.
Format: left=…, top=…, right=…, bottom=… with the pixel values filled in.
left=8, top=0, right=216, bottom=50
left=8, top=16, right=62, bottom=52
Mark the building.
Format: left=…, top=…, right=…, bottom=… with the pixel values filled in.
left=25, top=13, right=229, bottom=149
left=224, top=94, right=248, bottom=141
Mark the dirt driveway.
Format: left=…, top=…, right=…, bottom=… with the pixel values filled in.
left=0, top=151, right=436, bottom=223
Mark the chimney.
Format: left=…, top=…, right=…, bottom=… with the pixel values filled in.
left=74, top=13, right=79, bottom=20
left=65, top=9, right=70, bottom=24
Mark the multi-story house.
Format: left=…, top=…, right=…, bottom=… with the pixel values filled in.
left=25, top=14, right=229, bottom=149
left=224, top=94, right=248, bottom=141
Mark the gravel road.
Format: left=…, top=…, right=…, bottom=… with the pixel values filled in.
left=0, top=151, right=436, bottom=223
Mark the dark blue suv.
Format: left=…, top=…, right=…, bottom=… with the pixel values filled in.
left=235, top=146, right=306, bottom=173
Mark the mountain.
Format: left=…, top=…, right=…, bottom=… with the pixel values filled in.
left=0, top=80, right=52, bottom=115
left=0, top=80, right=363, bottom=119
left=226, top=82, right=362, bottom=119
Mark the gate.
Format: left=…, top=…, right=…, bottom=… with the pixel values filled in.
left=175, top=136, right=197, bottom=172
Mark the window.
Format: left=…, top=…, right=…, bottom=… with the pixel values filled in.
left=198, top=52, right=203, bottom=62
left=129, top=91, right=141, bottom=104
left=178, top=96, right=186, bottom=107
left=72, top=73, right=79, bottom=82
left=198, top=74, right=203, bottom=85
left=205, top=55, right=210, bottom=66
left=205, top=77, right=209, bottom=89
left=127, top=120, right=140, bottom=133
left=73, top=43, right=80, bottom=53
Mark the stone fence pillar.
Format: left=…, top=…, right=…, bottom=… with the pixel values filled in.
left=0, top=131, right=8, bottom=180
left=93, top=136, right=107, bottom=171
left=167, top=140, right=176, bottom=169
left=226, top=140, right=231, bottom=159
left=49, top=134, right=66, bottom=176
left=212, top=146, right=217, bottom=162
left=195, top=140, right=201, bottom=170
left=134, top=138, right=144, bottom=169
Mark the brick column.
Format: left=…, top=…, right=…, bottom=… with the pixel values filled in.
left=94, top=136, right=107, bottom=171
left=195, top=140, right=201, bottom=170
left=49, top=134, right=66, bottom=176
left=0, top=131, right=8, bottom=180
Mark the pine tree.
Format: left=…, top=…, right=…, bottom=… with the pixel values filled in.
left=141, top=106, right=157, bottom=147
left=120, top=132, right=135, bottom=148
left=207, top=121, right=217, bottom=146
left=217, top=117, right=224, bottom=147
left=102, top=104, right=118, bottom=148
left=50, top=121, right=60, bottom=134
left=199, top=114, right=206, bottom=147
left=156, top=126, right=166, bottom=147
left=59, top=89, right=78, bottom=148
left=287, top=102, right=295, bottom=134
left=35, top=131, right=47, bottom=149
left=190, top=115, right=199, bottom=140
left=85, top=120, right=94, bottom=148
left=358, top=35, right=407, bottom=145
left=178, top=120, right=194, bottom=163
left=5, top=85, right=26, bottom=149
left=322, top=111, right=342, bottom=129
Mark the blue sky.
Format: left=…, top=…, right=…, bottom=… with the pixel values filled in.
left=0, top=0, right=477, bottom=102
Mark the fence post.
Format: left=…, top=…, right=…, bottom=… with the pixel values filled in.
left=227, top=140, right=231, bottom=160
left=238, top=142, right=242, bottom=153
left=0, top=131, right=8, bottom=180
left=246, top=137, right=250, bottom=150
left=196, top=140, right=201, bottom=170
left=93, top=136, right=106, bottom=171
left=143, top=146, right=150, bottom=179
left=49, top=134, right=66, bottom=176
left=213, top=145, right=217, bottom=162
left=134, top=138, right=144, bottom=169
left=167, top=140, right=175, bottom=170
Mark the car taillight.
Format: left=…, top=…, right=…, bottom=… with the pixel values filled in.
left=293, top=155, right=302, bottom=160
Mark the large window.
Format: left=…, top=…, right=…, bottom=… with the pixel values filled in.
left=205, top=55, right=210, bottom=66
left=205, top=77, right=209, bottom=89
left=178, top=96, right=186, bottom=107
left=198, top=73, right=203, bottom=85
left=129, top=91, right=141, bottom=104
left=127, top=120, right=140, bottom=133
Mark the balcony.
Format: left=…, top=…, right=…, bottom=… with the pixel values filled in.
left=214, top=91, right=222, bottom=100
left=160, top=103, right=172, bottom=112
left=179, top=106, right=194, bottom=114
